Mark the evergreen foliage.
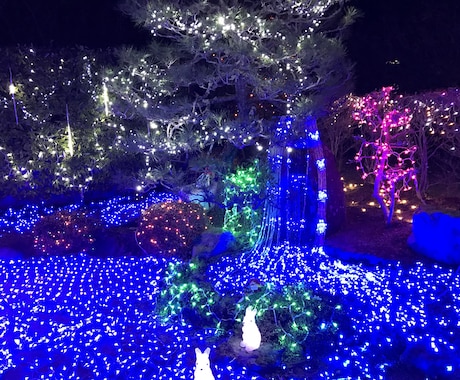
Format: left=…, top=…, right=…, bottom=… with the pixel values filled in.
left=0, top=47, right=119, bottom=197
left=222, top=159, right=266, bottom=248
left=107, top=0, right=355, bottom=187
left=136, top=200, right=209, bottom=259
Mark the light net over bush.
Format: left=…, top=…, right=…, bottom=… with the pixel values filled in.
left=136, top=201, right=209, bottom=260
left=32, top=210, right=101, bottom=255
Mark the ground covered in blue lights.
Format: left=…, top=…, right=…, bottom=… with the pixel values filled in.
left=0, top=192, right=459, bottom=379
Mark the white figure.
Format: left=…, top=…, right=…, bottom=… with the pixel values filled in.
left=194, top=347, right=215, bottom=380
left=240, top=306, right=261, bottom=352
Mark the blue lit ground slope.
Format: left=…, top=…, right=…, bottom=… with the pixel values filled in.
left=0, top=193, right=459, bottom=379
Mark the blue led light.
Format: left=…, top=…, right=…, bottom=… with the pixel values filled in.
left=0, top=192, right=178, bottom=234
left=0, top=180, right=459, bottom=379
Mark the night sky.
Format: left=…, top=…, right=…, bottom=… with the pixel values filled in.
left=348, top=0, right=460, bottom=94
left=1, top=0, right=460, bottom=95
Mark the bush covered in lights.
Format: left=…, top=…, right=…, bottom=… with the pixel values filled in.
left=32, top=210, right=102, bottom=255
left=154, top=261, right=222, bottom=328
left=153, top=260, right=348, bottom=376
left=232, top=282, right=347, bottom=374
left=136, top=201, right=209, bottom=260
left=223, top=160, right=266, bottom=249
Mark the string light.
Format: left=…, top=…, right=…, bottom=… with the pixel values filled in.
left=222, top=161, right=263, bottom=248
left=352, top=87, right=417, bottom=224
left=136, top=200, right=209, bottom=259
left=102, top=82, right=110, bottom=117
left=65, top=104, right=74, bottom=157
left=8, top=67, right=19, bottom=125
left=0, top=48, right=114, bottom=194
left=0, top=194, right=458, bottom=378
left=208, top=244, right=460, bottom=379
left=325, top=88, right=460, bottom=201
left=0, top=2, right=459, bottom=378
left=8, top=83, right=16, bottom=95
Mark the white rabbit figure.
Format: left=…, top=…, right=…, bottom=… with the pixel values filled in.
left=240, top=306, right=261, bottom=352
left=194, top=347, right=215, bottom=380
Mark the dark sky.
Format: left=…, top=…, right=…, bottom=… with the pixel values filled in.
left=0, top=0, right=149, bottom=48
left=348, top=0, right=460, bottom=94
left=1, top=0, right=460, bottom=95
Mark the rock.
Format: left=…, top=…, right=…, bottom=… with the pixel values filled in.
left=0, top=247, right=24, bottom=259
left=0, top=232, right=34, bottom=259
left=192, top=230, right=235, bottom=259
left=408, top=210, right=460, bottom=265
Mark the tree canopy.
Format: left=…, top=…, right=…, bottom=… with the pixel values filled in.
left=107, top=0, right=355, bottom=164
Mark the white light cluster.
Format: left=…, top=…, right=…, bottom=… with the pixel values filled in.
left=0, top=49, right=112, bottom=192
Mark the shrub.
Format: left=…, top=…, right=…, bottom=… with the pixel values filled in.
left=222, top=160, right=266, bottom=249
left=152, top=261, right=349, bottom=377
left=154, top=261, right=221, bottom=327
left=32, top=210, right=102, bottom=255
left=136, top=201, right=209, bottom=260
left=234, top=282, right=346, bottom=365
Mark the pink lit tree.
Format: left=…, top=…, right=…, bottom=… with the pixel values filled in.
left=352, top=87, right=418, bottom=225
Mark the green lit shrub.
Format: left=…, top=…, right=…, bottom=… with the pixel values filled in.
left=234, top=282, right=346, bottom=367
left=152, top=261, right=347, bottom=375
left=32, top=209, right=101, bottom=256
left=136, top=200, right=209, bottom=260
left=154, top=261, right=222, bottom=328
left=223, top=160, right=266, bottom=249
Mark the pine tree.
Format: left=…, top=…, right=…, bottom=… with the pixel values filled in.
left=0, top=47, right=120, bottom=198
left=107, top=0, right=356, bottom=249
left=107, top=0, right=355, bottom=186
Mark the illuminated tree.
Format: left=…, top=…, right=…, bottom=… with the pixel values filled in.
left=222, top=160, right=265, bottom=249
left=352, top=87, right=418, bottom=225
left=401, top=89, right=460, bottom=196
left=103, top=0, right=357, bottom=253
left=320, top=88, right=460, bottom=200
left=107, top=0, right=356, bottom=190
left=317, top=93, right=358, bottom=170
left=0, top=47, right=117, bottom=198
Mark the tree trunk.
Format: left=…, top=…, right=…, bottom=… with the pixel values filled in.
left=305, top=116, right=327, bottom=248
left=250, top=116, right=327, bottom=254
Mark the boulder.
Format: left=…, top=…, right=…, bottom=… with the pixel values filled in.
left=91, top=226, right=144, bottom=257
left=0, top=232, right=34, bottom=259
left=0, top=247, right=24, bottom=260
left=408, top=210, right=460, bottom=265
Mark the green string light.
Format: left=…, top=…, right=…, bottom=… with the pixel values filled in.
left=153, top=260, right=347, bottom=372
left=222, top=160, right=265, bottom=248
